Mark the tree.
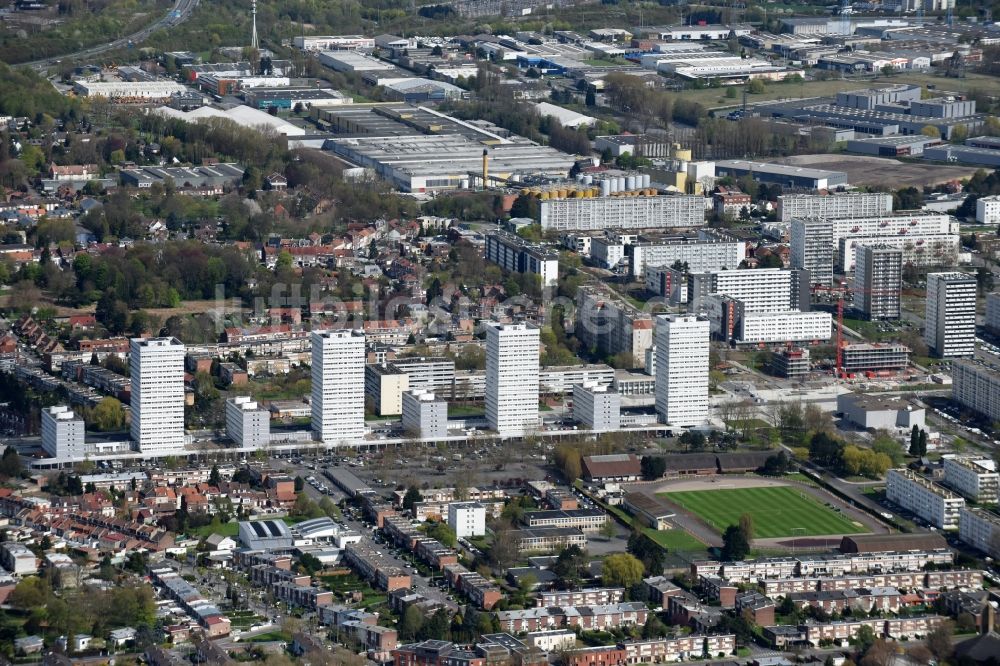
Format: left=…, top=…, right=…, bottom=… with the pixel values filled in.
left=427, top=521, right=457, bottom=548
left=294, top=476, right=304, bottom=492
left=920, top=125, right=942, bottom=139
left=679, top=430, right=706, bottom=451
left=0, top=446, right=22, bottom=479
left=738, top=513, right=755, bottom=542
left=551, top=544, right=588, bottom=588
left=401, top=605, right=424, bottom=640
left=602, top=552, right=644, bottom=589
left=809, top=431, right=844, bottom=467
left=585, top=88, right=596, bottom=106
left=402, top=485, right=423, bottom=512
left=88, top=397, right=126, bottom=431
left=924, top=620, right=954, bottom=661
left=721, top=524, right=750, bottom=561
left=554, top=445, right=582, bottom=482
left=209, top=465, right=221, bottom=487
left=909, top=425, right=921, bottom=456
left=600, top=518, right=616, bottom=542
left=918, top=429, right=928, bottom=456
left=640, top=456, right=666, bottom=480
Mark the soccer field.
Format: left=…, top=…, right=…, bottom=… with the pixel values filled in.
left=659, top=486, right=868, bottom=538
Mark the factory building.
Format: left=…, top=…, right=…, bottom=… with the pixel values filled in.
left=714, top=160, right=848, bottom=190
left=243, top=87, right=351, bottom=110
left=73, top=80, right=188, bottom=100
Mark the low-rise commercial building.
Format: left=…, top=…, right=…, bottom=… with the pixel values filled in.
left=836, top=393, right=925, bottom=431
left=523, top=509, right=607, bottom=533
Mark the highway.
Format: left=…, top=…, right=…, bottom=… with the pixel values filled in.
left=21, top=0, right=200, bottom=71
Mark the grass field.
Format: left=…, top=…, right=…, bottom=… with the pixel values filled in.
left=643, top=528, right=708, bottom=553
left=659, top=486, right=867, bottom=538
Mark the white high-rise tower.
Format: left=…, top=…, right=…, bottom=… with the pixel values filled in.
left=250, top=0, right=259, bottom=50
left=311, top=330, right=365, bottom=445
left=655, top=314, right=709, bottom=427
left=485, top=322, right=539, bottom=436
left=130, top=337, right=186, bottom=453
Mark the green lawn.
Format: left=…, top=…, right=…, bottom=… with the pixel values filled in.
left=643, top=528, right=708, bottom=553
left=659, top=486, right=868, bottom=538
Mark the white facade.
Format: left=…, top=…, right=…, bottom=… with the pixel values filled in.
left=539, top=195, right=706, bottom=232
left=630, top=238, right=745, bottom=279
left=485, top=323, right=539, bottom=436
left=401, top=390, right=448, bottom=439
left=73, top=81, right=188, bottom=99
left=736, top=310, right=832, bottom=344
left=986, top=293, right=1000, bottom=335
left=485, top=230, right=559, bottom=287
left=837, top=232, right=959, bottom=273
left=655, top=315, right=709, bottom=427
left=41, top=406, right=86, bottom=459
left=976, top=194, right=1000, bottom=225
left=130, top=337, right=185, bottom=454
left=791, top=218, right=835, bottom=286
left=952, top=359, right=1000, bottom=424
left=777, top=193, right=893, bottom=223
left=942, top=456, right=999, bottom=504
left=958, top=507, right=1000, bottom=559
left=311, top=330, right=366, bottom=445
left=690, top=268, right=799, bottom=313
left=924, top=272, right=976, bottom=358
left=854, top=244, right=902, bottom=320
left=885, top=469, right=964, bottom=530
left=226, top=396, right=271, bottom=449
left=573, top=383, right=621, bottom=431
left=0, top=542, right=37, bottom=575
left=448, top=501, right=486, bottom=538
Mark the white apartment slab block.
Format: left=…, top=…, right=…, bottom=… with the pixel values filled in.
left=485, top=322, right=539, bottom=436
left=311, top=330, right=366, bottom=445
left=925, top=272, right=976, bottom=358
left=226, top=396, right=271, bottom=449
left=886, top=468, right=964, bottom=530
left=41, top=406, right=86, bottom=459
left=655, top=314, right=709, bottom=427
left=130, top=337, right=185, bottom=454
left=448, top=502, right=486, bottom=538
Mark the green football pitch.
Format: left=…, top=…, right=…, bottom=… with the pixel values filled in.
left=659, top=485, right=869, bottom=538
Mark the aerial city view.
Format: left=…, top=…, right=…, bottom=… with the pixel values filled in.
left=5, top=0, right=1000, bottom=664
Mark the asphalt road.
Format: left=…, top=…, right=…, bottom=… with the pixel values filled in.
left=21, top=0, right=200, bottom=71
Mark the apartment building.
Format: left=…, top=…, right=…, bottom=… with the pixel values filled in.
left=344, top=543, right=411, bottom=592
left=854, top=244, right=902, bottom=320
left=976, top=194, right=1000, bottom=224
left=952, top=358, right=1000, bottom=423
left=576, top=286, right=654, bottom=365
left=958, top=507, right=1000, bottom=559
left=925, top=272, right=977, bottom=358
left=986, top=292, right=1000, bottom=335
left=496, top=602, right=648, bottom=633
left=886, top=468, right=965, bottom=529
left=447, top=502, right=486, bottom=538
left=841, top=343, right=910, bottom=374
left=130, top=337, right=186, bottom=454
left=401, top=390, right=447, bottom=439
left=777, top=192, right=893, bottom=222
left=485, top=322, right=539, bottom=436
left=537, top=588, right=625, bottom=607
left=311, top=330, right=366, bottom=444
left=41, top=405, right=86, bottom=459
left=485, top=230, right=559, bottom=287
left=572, top=382, right=621, bottom=431
left=389, top=356, right=455, bottom=393
left=687, top=268, right=808, bottom=313
left=837, top=233, right=960, bottom=273
left=791, top=217, right=835, bottom=286
left=225, top=397, right=270, bottom=448
left=364, top=363, right=409, bottom=416
left=539, top=195, right=706, bottom=231
left=629, top=236, right=745, bottom=278
left=655, top=314, right=710, bottom=427
left=733, top=309, right=833, bottom=345
left=942, top=456, right=999, bottom=504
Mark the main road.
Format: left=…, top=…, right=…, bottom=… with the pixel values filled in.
left=20, top=0, right=200, bottom=71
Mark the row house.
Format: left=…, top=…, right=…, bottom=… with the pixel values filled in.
left=317, top=606, right=398, bottom=662
left=734, top=591, right=776, bottom=626
left=803, top=615, right=945, bottom=644
left=619, top=634, right=737, bottom=664
left=344, top=543, right=411, bottom=592
left=785, top=587, right=905, bottom=614
left=692, top=549, right=955, bottom=583
left=250, top=564, right=310, bottom=588
left=443, top=564, right=504, bottom=610
left=495, top=603, right=648, bottom=634
left=537, top=588, right=624, bottom=608
left=666, top=593, right=724, bottom=631
left=762, top=569, right=983, bottom=597
left=271, top=581, right=333, bottom=610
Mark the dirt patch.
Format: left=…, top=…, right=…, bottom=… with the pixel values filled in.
left=772, top=154, right=980, bottom=188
